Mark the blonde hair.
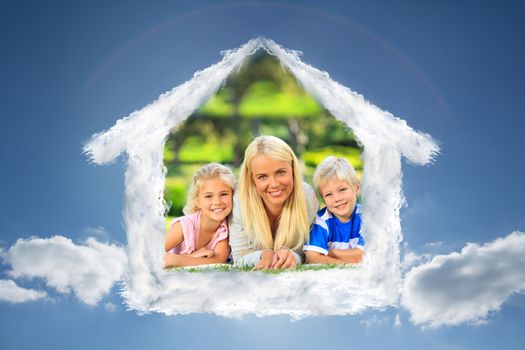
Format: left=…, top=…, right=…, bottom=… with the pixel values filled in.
left=183, top=163, right=235, bottom=215
left=239, top=135, right=310, bottom=251
left=313, top=156, right=359, bottom=194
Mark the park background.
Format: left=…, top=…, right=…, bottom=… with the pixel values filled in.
left=163, top=53, right=363, bottom=220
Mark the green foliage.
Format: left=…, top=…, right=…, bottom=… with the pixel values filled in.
left=164, top=178, right=186, bottom=217
left=162, top=52, right=364, bottom=216
left=239, top=81, right=321, bottom=118
left=164, top=139, right=176, bottom=163
left=259, top=123, right=289, bottom=140
left=303, top=146, right=364, bottom=171
left=199, top=90, right=234, bottom=116
left=179, top=136, right=234, bottom=163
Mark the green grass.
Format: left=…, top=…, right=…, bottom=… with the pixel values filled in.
left=165, top=263, right=355, bottom=273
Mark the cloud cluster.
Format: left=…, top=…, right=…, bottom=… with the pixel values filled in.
left=2, top=38, right=516, bottom=327
left=4, top=236, right=127, bottom=305
left=84, top=37, right=439, bottom=317
left=147, top=266, right=392, bottom=319
left=0, top=279, right=47, bottom=303
left=2, top=229, right=524, bottom=328
left=401, top=231, right=525, bottom=327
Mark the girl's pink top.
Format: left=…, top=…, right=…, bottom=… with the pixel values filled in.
left=169, top=211, right=228, bottom=254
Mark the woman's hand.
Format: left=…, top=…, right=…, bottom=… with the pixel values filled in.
left=189, top=248, right=215, bottom=258
left=270, top=248, right=297, bottom=269
left=254, top=250, right=275, bottom=270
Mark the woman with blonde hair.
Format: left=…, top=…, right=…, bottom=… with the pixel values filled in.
left=229, top=135, right=318, bottom=269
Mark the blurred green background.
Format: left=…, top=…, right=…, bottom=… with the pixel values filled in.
left=164, top=53, right=363, bottom=222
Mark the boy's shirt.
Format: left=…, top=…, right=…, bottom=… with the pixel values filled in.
left=304, top=204, right=365, bottom=255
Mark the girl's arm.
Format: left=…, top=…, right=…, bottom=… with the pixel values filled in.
left=328, top=248, right=364, bottom=264
left=164, top=239, right=230, bottom=268
left=305, top=251, right=350, bottom=265
left=165, top=221, right=184, bottom=252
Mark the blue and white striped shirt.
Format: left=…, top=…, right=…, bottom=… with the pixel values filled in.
left=304, top=204, right=365, bottom=255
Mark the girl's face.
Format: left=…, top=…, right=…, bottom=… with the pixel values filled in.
left=196, top=178, right=233, bottom=223
left=250, top=154, right=294, bottom=212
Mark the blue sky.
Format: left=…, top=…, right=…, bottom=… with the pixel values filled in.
left=1, top=1, right=524, bottom=349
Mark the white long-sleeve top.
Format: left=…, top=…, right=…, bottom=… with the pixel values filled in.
left=228, top=182, right=319, bottom=267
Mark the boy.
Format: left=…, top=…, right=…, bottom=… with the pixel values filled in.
left=304, top=156, right=365, bottom=264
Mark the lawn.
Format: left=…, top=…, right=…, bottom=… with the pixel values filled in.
left=165, top=263, right=356, bottom=273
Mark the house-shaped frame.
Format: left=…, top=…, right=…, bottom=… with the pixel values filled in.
left=84, top=38, right=439, bottom=317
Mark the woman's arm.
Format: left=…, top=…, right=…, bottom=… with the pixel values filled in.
left=253, top=250, right=276, bottom=270
left=228, top=192, right=266, bottom=267
left=289, top=183, right=321, bottom=266
left=271, top=248, right=298, bottom=269
left=165, top=221, right=184, bottom=252
left=303, top=182, right=320, bottom=224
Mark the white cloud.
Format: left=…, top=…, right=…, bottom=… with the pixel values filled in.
left=4, top=236, right=127, bottom=305
left=400, top=242, right=433, bottom=273
left=104, top=302, right=117, bottom=312
left=401, top=250, right=427, bottom=272
left=422, top=241, right=444, bottom=249
left=393, top=314, right=402, bottom=328
left=84, top=38, right=439, bottom=317
left=360, top=314, right=390, bottom=327
left=83, top=226, right=109, bottom=238
left=401, top=231, right=525, bottom=327
left=148, top=266, right=390, bottom=318
left=0, top=279, right=47, bottom=303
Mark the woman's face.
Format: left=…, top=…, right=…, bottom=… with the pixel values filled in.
left=250, top=154, right=294, bottom=212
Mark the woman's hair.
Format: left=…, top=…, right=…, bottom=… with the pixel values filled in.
left=183, top=163, right=235, bottom=215
left=313, top=156, right=359, bottom=194
left=239, top=135, right=310, bottom=251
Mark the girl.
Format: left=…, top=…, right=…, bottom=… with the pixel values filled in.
left=164, top=163, right=235, bottom=268
left=229, top=135, right=319, bottom=269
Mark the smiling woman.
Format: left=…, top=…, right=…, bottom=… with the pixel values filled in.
left=229, top=135, right=319, bottom=269
left=162, top=53, right=365, bottom=270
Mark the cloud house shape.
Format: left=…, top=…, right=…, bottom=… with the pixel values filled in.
left=83, top=38, right=439, bottom=317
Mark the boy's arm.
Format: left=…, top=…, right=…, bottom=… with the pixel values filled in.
left=165, top=221, right=184, bottom=252
left=305, top=251, right=349, bottom=265
left=303, top=212, right=332, bottom=264
left=328, top=248, right=364, bottom=264
left=164, top=239, right=230, bottom=268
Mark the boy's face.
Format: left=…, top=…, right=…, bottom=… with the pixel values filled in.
left=320, top=179, right=359, bottom=223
